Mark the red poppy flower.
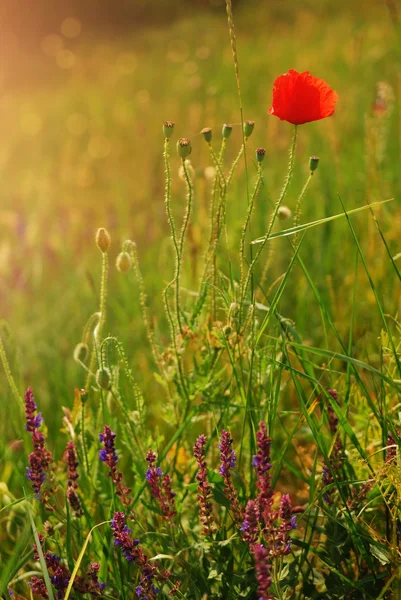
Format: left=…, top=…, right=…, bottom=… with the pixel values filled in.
left=268, top=69, right=338, bottom=125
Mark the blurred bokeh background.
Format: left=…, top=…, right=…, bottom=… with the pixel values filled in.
left=1, top=0, right=400, bottom=441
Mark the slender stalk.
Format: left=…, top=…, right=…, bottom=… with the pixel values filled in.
left=210, top=139, right=227, bottom=318
left=164, top=138, right=179, bottom=256
left=293, top=172, right=313, bottom=246
left=242, top=125, right=298, bottom=304
left=81, top=401, right=90, bottom=474
left=239, top=163, right=263, bottom=298
left=85, top=251, right=108, bottom=391
left=81, top=247, right=108, bottom=474
left=0, top=333, right=22, bottom=404
left=130, top=242, right=162, bottom=371
left=176, top=157, right=194, bottom=332
left=225, top=0, right=251, bottom=214
left=163, top=137, right=181, bottom=337
left=227, top=144, right=244, bottom=187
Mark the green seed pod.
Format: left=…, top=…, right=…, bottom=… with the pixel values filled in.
left=116, top=251, right=132, bottom=273
left=73, top=342, right=89, bottom=363
left=244, top=120, right=255, bottom=138
left=177, top=138, right=192, bottom=159
left=201, top=127, right=212, bottom=143
left=222, top=123, right=233, bottom=139
left=256, top=147, right=266, bottom=163
left=96, top=228, right=111, bottom=253
left=163, top=121, right=175, bottom=139
left=96, top=367, right=112, bottom=390
left=309, top=156, right=320, bottom=172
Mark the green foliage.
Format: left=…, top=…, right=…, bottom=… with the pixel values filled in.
left=2, top=0, right=401, bottom=598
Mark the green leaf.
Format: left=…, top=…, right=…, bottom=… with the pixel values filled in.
left=369, top=544, right=390, bottom=565
left=251, top=198, right=393, bottom=244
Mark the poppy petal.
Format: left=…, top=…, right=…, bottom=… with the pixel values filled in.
left=268, top=69, right=338, bottom=125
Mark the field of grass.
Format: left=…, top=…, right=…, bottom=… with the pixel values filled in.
left=1, top=0, right=401, bottom=598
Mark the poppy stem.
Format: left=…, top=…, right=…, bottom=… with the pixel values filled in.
left=176, top=157, right=194, bottom=334
left=242, top=125, right=298, bottom=305
left=293, top=172, right=313, bottom=247
left=239, top=163, right=263, bottom=300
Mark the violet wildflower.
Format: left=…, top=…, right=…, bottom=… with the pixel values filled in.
left=146, top=450, right=177, bottom=523
left=253, top=422, right=274, bottom=530
left=251, top=543, right=273, bottom=600
left=25, top=388, right=54, bottom=509
left=31, top=546, right=70, bottom=599
left=241, top=499, right=260, bottom=545
left=25, top=387, right=43, bottom=432
left=193, top=434, right=215, bottom=535
left=327, top=389, right=339, bottom=434
left=276, top=494, right=296, bottom=556
left=385, top=432, right=399, bottom=463
left=321, top=390, right=344, bottom=504
left=111, top=512, right=158, bottom=599
left=64, top=441, right=79, bottom=486
left=64, top=440, right=82, bottom=517
left=218, top=430, right=243, bottom=526
left=322, top=465, right=334, bottom=504
left=99, top=426, right=131, bottom=506
left=33, top=539, right=105, bottom=598
left=74, top=562, right=106, bottom=596
left=29, top=577, right=48, bottom=598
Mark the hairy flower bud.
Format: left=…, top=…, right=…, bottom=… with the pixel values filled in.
left=177, top=138, right=192, bottom=159
left=278, top=206, right=292, bottom=221
left=244, top=120, right=255, bottom=138
left=96, top=228, right=111, bottom=253
left=122, top=239, right=136, bottom=253
left=96, top=367, right=112, bottom=390
left=116, top=251, right=132, bottom=273
left=73, top=342, right=89, bottom=363
left=222, top=123, right=233, bottom=139
left=163, top=121, right=175, bottom=139
left=201, top=127, right=212, bottom=143
left=309, top=156, right=320, bottom=172
left=256, top=148, right=266, bottom=163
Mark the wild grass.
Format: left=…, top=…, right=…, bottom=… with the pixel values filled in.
left=1, top=0, right=401, bottom=598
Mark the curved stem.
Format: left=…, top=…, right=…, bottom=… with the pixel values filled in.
left=176, top=158, right=194, bottom=333
left=164, top=138, right=179, bottom=258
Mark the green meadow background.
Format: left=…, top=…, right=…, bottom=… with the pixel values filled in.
left=1, top=0, right=400, bottom=446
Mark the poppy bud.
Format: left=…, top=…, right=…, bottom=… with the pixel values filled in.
left=96, top=228, right=111, bottom=253
left=73, top=342, right=89, bottom=362
left=278, top=206, right=292, bottom=220
left=163, top=121, right=175, bottom=139
left=309, top=156, right=320, bottom=173
left=78, top=388, right=88, bottom=404
left=222, top=123, right=233, bottom=139
left=177, top=138, right=192, bottom=159
left=223, top=325, right=232, bottom=337
left=201, top=127, right=212, bottom=143
left=96, top=367, right=112, bottom=390
left=256, top=148, right=266, bottom=163
left=116, top=251, right=132, bottom=273
left=244, top=120, right=255, bottom=138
